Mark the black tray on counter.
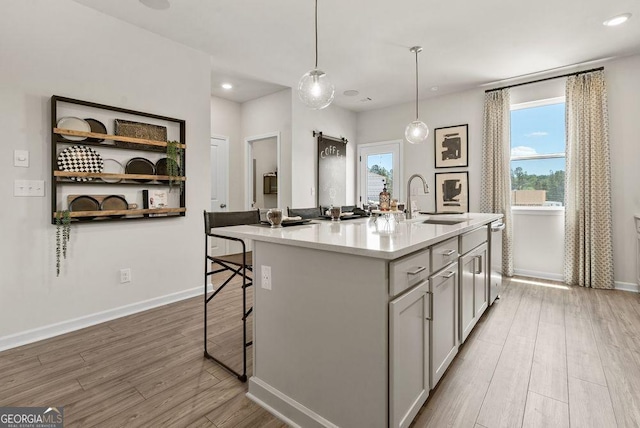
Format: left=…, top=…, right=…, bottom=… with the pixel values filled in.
left=318, top=214, right=366, bottom=220
left=260, top=219, right=313, bottom=227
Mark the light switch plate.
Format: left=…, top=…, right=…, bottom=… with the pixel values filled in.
left=14, top=179, right=45, bottom=197
left=14, top=150, right=29, bottom=167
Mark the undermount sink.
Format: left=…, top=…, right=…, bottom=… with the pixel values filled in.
left=423, top=219, right=465, bottom=225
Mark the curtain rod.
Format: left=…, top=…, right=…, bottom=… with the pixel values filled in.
left=484, top=66, right=604, bottom=93
left=313, top=130, right=348, bottom=144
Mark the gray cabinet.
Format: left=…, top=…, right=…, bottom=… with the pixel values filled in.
left=459, top=243, right=488, bottom=343
left=390, top=280, right=430, bottom=428
left=430, top=262, right=458, bottom=388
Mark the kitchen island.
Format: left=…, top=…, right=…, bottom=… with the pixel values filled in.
left=214, top=212, right=502, bottom=428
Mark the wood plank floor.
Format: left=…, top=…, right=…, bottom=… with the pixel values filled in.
left=412, top=277, right=640, bottom=428
left=1, top=276, right=639, bottom=427
left=0, top=273, right=283, bottom=428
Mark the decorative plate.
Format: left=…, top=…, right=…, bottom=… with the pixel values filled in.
left=57, top=146, right=104, bottom=182
left=100, top=195, right=128, bottom=218
left=57, top=117, right=91, bottom=141
left=155, top=157, right=180, bottom=183
left=69, top=195, right=100, bottom=220
left=85, top=118, right=107, bottom=142
left=125, top=157, right=155, bottom=182
left=101, top=159, right=124, bottom=183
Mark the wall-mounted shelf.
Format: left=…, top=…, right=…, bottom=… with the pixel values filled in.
left=51, top=95, right=187, bottom=224
left=53, top=128, right=186, bottom=149
left=53, top=207, right=186, bottom=219
left=53, top=171, right=186, bottom=181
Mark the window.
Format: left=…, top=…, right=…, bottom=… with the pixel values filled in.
left=510, top=97, right=565, bottom=207
left=357, top=141, right=402, bottom=207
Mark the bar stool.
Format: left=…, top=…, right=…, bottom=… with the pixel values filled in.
left=287, top=206, right=322, bottom=219
left=203, top=209, right=260, bottom=382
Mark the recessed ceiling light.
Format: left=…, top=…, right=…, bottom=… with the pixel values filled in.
left=221, top=83, right=233, bottom=90
left=603, top=13, right=631, bottom=26
left=431, top=86, right=439, bottom=91
left=343, top=90, right=359, bottom=97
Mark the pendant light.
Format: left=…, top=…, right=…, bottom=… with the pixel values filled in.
left=298, top=0, right=335, bottom=109
left=405, top=46, right=429, bottom=144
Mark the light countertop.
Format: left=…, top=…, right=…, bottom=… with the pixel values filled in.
left=212, top=212, right=502, bottom=260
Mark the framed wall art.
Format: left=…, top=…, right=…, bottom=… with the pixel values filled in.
left=434, top=124, right=468, bottom=168
left=435, top=171, right=469, bottom=213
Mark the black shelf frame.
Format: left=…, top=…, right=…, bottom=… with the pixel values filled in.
left=51, top=95, right=186, bottom=225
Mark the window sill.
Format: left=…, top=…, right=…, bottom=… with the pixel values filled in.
left=511, top=206, right=564, bottom=216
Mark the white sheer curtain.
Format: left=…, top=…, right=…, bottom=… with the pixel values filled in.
left=481, top=89, right=514, bottom=277
left=564, top=70, right=614, bottom=289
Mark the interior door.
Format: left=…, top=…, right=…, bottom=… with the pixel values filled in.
left=210, top=137, right=229, bottom=257
left=210, top=137, right=228, bottom=212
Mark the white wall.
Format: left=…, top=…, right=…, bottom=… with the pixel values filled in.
left=210, top=96, right=242, bottom=210
left=0, top=1, right=211, bottom=342
left=607, top=54, right=640, bottom=286
left=291, top=96, right=358, bottom=208
left=241, top=89, right=292, bottom=209
left=512, top=209, right=565, bottom=280
left=357, top=90, right=484, bottom=213
left=356, top=54, right=640, bottom=287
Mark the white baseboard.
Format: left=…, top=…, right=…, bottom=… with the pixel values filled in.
left=0, top=284, right=212, bottom=352
left=513, top=268, right=564, bottom=282
left=247, top=377, right=338, bottom=428
left=513, top=270, right=639, bottom=293
left=614, top=281, right=639, bottom=293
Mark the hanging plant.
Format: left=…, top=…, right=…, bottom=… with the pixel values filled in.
left=166, top=140, right=183, bottom=192
left=55, top=210, right=72, bottom=277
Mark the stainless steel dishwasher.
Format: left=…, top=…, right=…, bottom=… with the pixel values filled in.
left=489, top=221, right=505, bottom=305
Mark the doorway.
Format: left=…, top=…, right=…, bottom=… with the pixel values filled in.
left=357, top=140, right=402, bottom=207
left=246, top=133, right=280, bottom=210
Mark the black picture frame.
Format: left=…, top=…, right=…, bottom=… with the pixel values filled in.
left=434, top=124, right=468, bottom=168
left=435, top=171, right=469, bottom=213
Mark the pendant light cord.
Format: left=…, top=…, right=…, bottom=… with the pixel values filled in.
left=415, top=49, right=419, bottom=120
left=315, top=0, right=319, bottom=69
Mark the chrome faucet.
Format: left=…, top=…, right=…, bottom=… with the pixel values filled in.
left=406, top=174, right=429, bottom=219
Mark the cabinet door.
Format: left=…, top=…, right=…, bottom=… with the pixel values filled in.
left=390, top=281, right=430, bottom=428
left=459, top=253, right=476, bottom=343
left=430, top=262, right=458, bottom=389
left=474, top=244, right=489, bottom=319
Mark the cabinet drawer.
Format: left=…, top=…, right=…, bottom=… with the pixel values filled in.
left=390, top=248, right=431, bottom=296
left=460, top=226, right=488, bottom=255
left=431, top=237, right=459, bottom=273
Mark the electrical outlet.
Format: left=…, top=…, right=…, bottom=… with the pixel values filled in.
left=261, top=265, right=271, bottom=290
left=120, top=268, right=132, bottom=284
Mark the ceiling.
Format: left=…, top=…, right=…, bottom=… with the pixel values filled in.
left=73, top=0, right=640, bottom=112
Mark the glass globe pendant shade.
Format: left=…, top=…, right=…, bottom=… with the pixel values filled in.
left=405, top=120, right=429, bottom=144
left=298, top=69, right=335, bottom=110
